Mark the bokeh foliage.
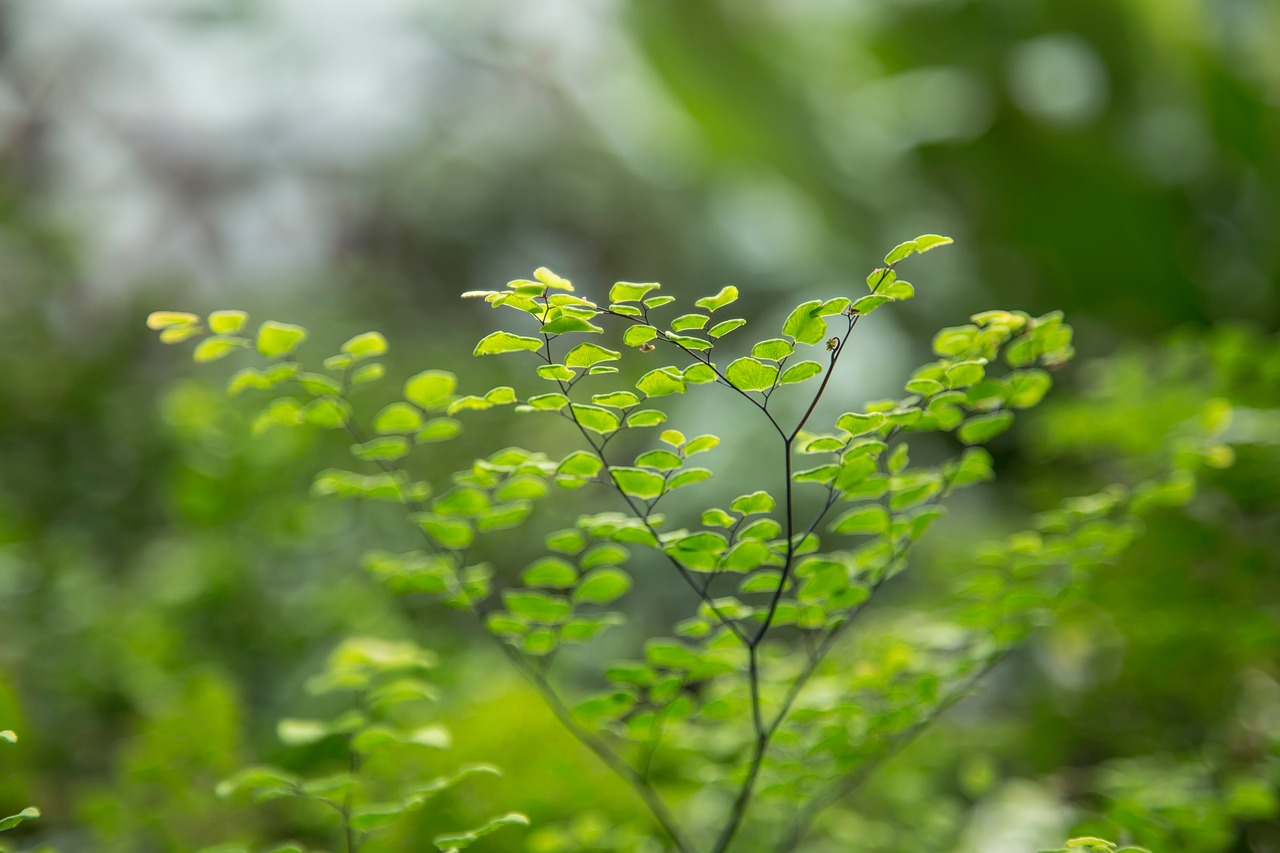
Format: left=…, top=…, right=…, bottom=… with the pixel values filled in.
left=1, top=0, right=1278, bottom=851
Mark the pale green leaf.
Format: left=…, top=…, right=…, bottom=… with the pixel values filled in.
left=780, top=361, right=823, bottom=385
left=208, top=310, right=248, bottom=334
left=146, top=310, right=200, bottom=330
left=474, top=331, right=542, bottom=356
left=782, top=299, right=827, bottom=345
left=695, top=285, right=739, bottom=312
left=726, top=357, right=778, bottom=392
left=670, top=313, right=709, bottom=331
left=194, top=335, right=248, bottom=363
left=636, top=368, right=685, bottom=398
left=574, top=568, right=632, bottom=604
left=257, top=321, right=308, bottom=357
left=708, top=318, right=746, bottom=338
left=565, top=342, right=622, bottom=367
left=751, top=338, right=794, bottom=361
left=610, top=282, right=660, bottom=303
left=341, top=331, right=388, bottom=359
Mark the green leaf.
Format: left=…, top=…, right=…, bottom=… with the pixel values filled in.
left=702, top=508, right=734, bottom=527
left=208, top=310, right=249, bottom=334
left=541, top=312, right=603, bottom=334
left=570, top=404, right=620, bottom=434
left=851, top=294, right=892, bottom=315
left=739, top=570, right=784, bottom=593
left=374, top=402, right=425, bottom=434
left=536, top=364, right=576, bottom=381
left=534, top=266, right=573, bottom=290
left=351, top=437, right=411, bottom=461
left=695, top=285, right=739, bottom=312
left=636, top=449, right=682, bottom=470
left=819, top=297, right=851, bottom=315
left=793, top=464, right=838, bottom=484
left=160, top=325, right=203, bottom=344
left=302, top=397, right=350, bottom=429
left=636, top=368, right=686, bottom=398
left=914, top=234, right=954, bottom=253
left=580, top=543, right=628, bottom=569
left=829, top=504, right=889, bottom=535
left=881, top=280, right=915, bottom=300
left=731, top=491, right=775, bottom=514
left=726, top=357, right=778, bottom=392
left=624, top=325, right=659, bottom=347
left=194, top=335, right=248, bottom=363
left=256, top=321, right=308, bottom=357
left=610, top=282, right=660, bottom=303
left=502, top=590, right=572, bottom=623
left=670, top=313, right=709, bottom=331
left=708, top=318, right=746, bottom=338
left=489, top=387, right=517, bottom=404
left=660, top=429, right=685, bottom=446
left=592, top=391, right=640, bottom=408
left=644, top=295, right=675, bottom=309
left=668, top=468, right=712, bottom=489
left=0, top=807, right=40, bottom=831
left=146, top=310, right=200, bottom=330
left=885, top=235, right=951, bottom=266
left=1006, top=369, right=1052, bottom=408
left=836, top=412, right=886, bottom=435
left=627, top=409, right=668, bottom=427
left=889, top=471, right=944, bottom=510
left=545, top=529, right=586, bottom=554
left=780, top=361, right=823, bottom=385
left=958, top=411, right=1015, bottom=444
left=721, top=540, right=771, bottom=572
left=341, top=331, right=388, bottom=359
left=751, top=338, right=794, bottom=361
left=574, top=568, right=632, bottom=604
left=565, top=342, right=622, bottom=367
left=227, top=367, right=269, bottom=395
left=557, top=451, right=603, bottom=478
left=417, top=417, right=462, bottom=444
left=945, top=359, right=987, bottom=388
left=477, top=501, right=532, bottom=531
left=433, top=486, right=490, bottom=516
left=906, top=377, right=945, bottom=395
left=610, top=467, right=665, bottom=500
left=474, top=331, right=543, bottom=356
left=526, top=393, right=569, bottom=411
left=447, top=395, right=489, bottom=414
left=782, top=300, right=827, bottom=345
left=297, top=372, right=341, bottom=396
left=664, top=331, right=712, bottom=351
left=684, top=363, right=718, bottom=384
left=685, top=434, right=720, bottom=455
left=521, top=557, right=579, bottom=588
left=414, top=514, right=474, bottom=549
left=933, top=325, right=979, bottom=357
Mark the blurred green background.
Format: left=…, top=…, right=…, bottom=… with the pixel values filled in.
left=1, top=0, right=1278, bottom=851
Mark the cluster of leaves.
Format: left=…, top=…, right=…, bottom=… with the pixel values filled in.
left=148, top=235, right=1226, bottom=852
left=204, top=637, right=526, bottom=853
left=0, top=730, right=40, bottom=838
